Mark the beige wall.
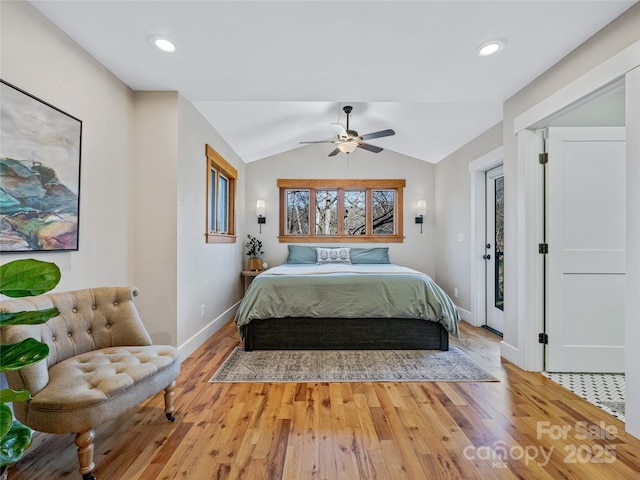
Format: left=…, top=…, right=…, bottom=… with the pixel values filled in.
left=244, top=144, right=438, bottom=276
left=0, top=3, right=246, bottom=357
left=132, top=91, right=179, bottom=345
left=1, top=1, right=135, bottom=289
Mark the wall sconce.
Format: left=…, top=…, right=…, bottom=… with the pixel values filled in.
left=415, top=200, right=426, bottom=234
left=256, top=200, right=266, bottom=233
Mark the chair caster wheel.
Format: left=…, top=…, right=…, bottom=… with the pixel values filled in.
left=82, top=473, right=97, bottom=480
left=166, top=413, right=176, bottom=422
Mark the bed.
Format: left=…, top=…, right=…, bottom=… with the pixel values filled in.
left=235, top=246, right=460, bottom=351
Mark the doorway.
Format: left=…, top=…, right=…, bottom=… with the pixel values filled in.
left=485, top=166, right=504, bottom=335
left=513, top=41, right=640, bottom=439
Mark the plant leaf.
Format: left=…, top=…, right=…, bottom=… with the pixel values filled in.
left=0, top=403, right=11, bottom=441
left=0, top=420, right=33, bottom=467
left=0, top=389, right=31, bottom=404
left=0, top=259, right=61, bottom=298
left=0, top=307, right=59, bottom=326
left=0, top=338, right=49, bottom=372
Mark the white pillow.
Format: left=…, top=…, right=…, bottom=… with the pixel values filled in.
left=316, top=247, right=351, bottom=264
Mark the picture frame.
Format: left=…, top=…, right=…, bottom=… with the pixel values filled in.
left=0, top=79, right=82, bottom=252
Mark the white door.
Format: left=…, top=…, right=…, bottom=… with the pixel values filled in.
left=546, top=127, right=625, bottom=372
left=485, top=166, right=504, bottom=334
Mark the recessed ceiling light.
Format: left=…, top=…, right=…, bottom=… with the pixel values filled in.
left=477, top=40, right=505, bottom=57
left=151, top=37, right=177, bottom=53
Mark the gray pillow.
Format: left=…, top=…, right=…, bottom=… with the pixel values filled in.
left=287, top=245, right=318, bottom=264
left=287, top=245, right=390, bottom=264
left=350, top=247, right=390, bottom=264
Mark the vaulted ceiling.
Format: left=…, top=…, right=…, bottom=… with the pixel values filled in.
left=30, top=0, right=637, bottom=163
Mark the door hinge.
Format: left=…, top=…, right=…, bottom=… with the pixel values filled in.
left=538, top=243, right=549, bottom=254
left=539, top=333, right=549, bottom=344
left=539, top=152, right=549, bottom=164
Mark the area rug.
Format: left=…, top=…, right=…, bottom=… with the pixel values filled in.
left=209, top=347, right=499, bottom=383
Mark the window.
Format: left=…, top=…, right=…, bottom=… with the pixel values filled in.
left=278, top=179, right=405, bottom=243
left=206, top=144, right=237, bottom=243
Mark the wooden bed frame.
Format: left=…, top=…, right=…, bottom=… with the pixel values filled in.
left=242, top=317, right=449, bottom=351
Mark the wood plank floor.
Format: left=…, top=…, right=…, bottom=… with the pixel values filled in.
left=7, top=320, right=640, bottom=479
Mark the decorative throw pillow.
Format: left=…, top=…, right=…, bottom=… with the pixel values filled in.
left=287, top=245, right=318, bottom=264
left=350, top=247, right=390, bottom=264
left=316, top=247, right=351, bottom=264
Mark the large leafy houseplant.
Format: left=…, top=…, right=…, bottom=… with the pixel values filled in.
left=0, top=259, right=61, bottom=474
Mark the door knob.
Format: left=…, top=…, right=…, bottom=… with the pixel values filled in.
left=483, top=254, right=491, bottom=260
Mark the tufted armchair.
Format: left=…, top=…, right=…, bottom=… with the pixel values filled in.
left=0, top=287, right=180, bottom=480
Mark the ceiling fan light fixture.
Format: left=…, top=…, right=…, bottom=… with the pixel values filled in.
left=477, top=40, right=505, bottom=57
left=338, top=141, right=358, bottom=154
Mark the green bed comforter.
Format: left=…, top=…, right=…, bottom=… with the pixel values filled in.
left=235, top=264, right=460, bottom=339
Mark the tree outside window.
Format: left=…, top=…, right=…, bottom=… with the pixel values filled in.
left=278, top=179, right=404, bottom=243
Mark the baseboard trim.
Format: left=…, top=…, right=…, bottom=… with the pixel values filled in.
left=179, top=301, right=240, bottom=359
left=500, top=341, right=524, bottom=369
left=456, top=305, right=472, bottom=323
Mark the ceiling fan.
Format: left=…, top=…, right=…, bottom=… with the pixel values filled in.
left=301, top=105, right=395, bottom=156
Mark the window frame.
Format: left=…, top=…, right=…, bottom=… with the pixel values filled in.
left=277, top=179, right=405, bottom=243
left=206, top=144, right=237, bottom=243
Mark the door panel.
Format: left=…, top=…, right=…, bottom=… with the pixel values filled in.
left=486, top=166, right=504, bottom=333
left=546, top=127, right=625, bottom=372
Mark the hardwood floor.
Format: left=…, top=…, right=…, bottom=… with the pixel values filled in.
left=7, top=320, right=640, bottom=479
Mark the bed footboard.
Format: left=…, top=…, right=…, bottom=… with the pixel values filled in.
left=243, top=317, right=449, bottom=351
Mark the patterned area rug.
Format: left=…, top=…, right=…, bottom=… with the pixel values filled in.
left=209, top=347, right=499, bottom=383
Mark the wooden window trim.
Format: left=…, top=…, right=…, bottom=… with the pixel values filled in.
left=277, top=179, right=405, bottom=243
left=206, top=144, right=237, bottom=243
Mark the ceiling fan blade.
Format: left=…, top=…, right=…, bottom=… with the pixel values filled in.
left=359, top=129, right=395, bottom=141
left=357, top=143, right=383, bottom=153
left=300, top=140, right=338, bottom=144
left=331, top=123, right=348, bottom=139
left=328, top=147, right=342, bottom=157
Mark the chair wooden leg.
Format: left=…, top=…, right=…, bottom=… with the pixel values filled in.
left=164, top=380, right=176, bottom=422
left=75, top=429, right=96, bottom=480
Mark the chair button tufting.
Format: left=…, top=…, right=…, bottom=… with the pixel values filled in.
left=87, top=329, right=92, bottom=334
left=113, top=302, right=118, bottom=306
left=68, top=332, right=72, bottom=337
left=72, top=308, right=77, bottom=313
left=52, top=336, right=56, bottom=341
left=92, top=305, right=96, bottom=310
left=106, top=324, right=111, bottom=329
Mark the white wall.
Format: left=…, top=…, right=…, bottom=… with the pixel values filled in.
left=502, top=2, right=640, bottom=367
left=244, top=144, right=437, bottom=276
left=440, top=3, right=640, bottom=437
left=176, top=97, right=245, bottom=356
left=434, top=123, right=503, bottom=318
left=1, top=1, right=135, bottom=289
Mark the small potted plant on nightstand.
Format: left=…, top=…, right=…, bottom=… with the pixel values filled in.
left=245, top=234, right=264, bottom=271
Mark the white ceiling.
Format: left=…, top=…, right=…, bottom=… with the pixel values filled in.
left=30, top=0, right=636, bottom=164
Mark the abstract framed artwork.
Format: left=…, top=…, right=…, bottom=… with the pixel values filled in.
left=0, top=79, right=82, bottom=252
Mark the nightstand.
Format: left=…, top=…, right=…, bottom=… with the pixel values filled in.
left=241, top=270, right=261, bottom=296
